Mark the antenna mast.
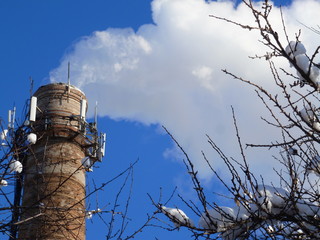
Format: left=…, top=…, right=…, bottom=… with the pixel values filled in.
left=67, top=62, right=71, bottom=94
left=29, top=77, right=34, bottom=97
left=94, top=101, right=98, bottom=129
left=68, top=62, right=70, bottom=86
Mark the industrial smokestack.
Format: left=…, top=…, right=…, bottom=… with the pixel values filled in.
left=18, top=83, right=94, bottom=240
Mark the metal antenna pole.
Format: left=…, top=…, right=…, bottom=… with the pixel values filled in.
left=8, top=106, right=22, bottom=240
left=9, top=172, right=24, bottom=240
left=12, top=107, right=16, bottom=132
left=68, top=62, right=71, bottom=87
left=29, top=77, right=34, bottom=97
left=67, top=62, right=71, bottom=95
left=94, top=101, right=98, bottom=130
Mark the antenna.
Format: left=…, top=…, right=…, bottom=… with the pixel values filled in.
left=68, top=62, right=71, bottom=86
left=67, top=62, right=71, bottom=94
left=8, top=110, right=11, bottom=129
left=98, top=133, right=106, bottom=160
left=94, top=101, right=98, bottom=129
left=80, top=99, right=87, bottom=120
left=8, top=107, right=16, bottom=130
left=12, top=107, right=16, bottom=130
left=29, top=77, right=34, bottom=97
left=29, top=96, right=37, bottom=122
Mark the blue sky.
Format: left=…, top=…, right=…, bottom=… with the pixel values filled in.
left=2, top=0, right=320, bottom=239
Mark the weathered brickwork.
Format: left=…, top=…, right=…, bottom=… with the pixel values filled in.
left=18, top=83, right=87, bottom=240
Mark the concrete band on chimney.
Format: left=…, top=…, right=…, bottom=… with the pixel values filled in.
left=18, top=83, right=87, bottom=240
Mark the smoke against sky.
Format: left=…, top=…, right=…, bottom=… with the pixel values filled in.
left=50, top=0, right=320, bottom=180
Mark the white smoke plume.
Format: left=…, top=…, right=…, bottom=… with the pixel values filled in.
left=50, top=0, right=320, bottom=180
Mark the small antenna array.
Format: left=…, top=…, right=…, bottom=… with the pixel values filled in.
left=8, top=107, right=16, bottom=130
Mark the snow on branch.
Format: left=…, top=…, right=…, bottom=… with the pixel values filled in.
left=157, top=0, right=320, bottom=239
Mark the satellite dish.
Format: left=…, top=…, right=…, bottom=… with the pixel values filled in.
left=9, top=160, right=23, bottom=173
left=27, top=133, right=37, bottom=145
left=0, top=129, right=8, bottom=141
left=0, top=179, right=8, bottom=187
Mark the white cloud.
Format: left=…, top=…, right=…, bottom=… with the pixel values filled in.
left=50, top=0, right=320, bottom=181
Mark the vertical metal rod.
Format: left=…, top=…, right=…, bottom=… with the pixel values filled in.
left=94, top=101, right=98, bottom=129
left=12, top=107, right=16, bottom=131
left=68, top=62, right=71, bottom=87
left=29, top=77, right=34, bottom=97
left=67, top=62, right=71, bottom=98
left=9, top=173, right=23, bottom=240
left=8, top=110, right=11, bottom=129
